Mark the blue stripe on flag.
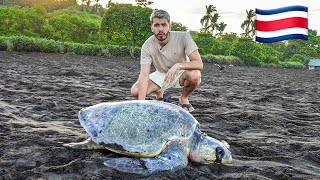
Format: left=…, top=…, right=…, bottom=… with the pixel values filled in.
left=255, top=34, right=308, bottom=43
left=256, top=5, right=308, bottom=15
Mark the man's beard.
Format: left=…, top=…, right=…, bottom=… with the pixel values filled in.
left=155, top=31, right=170, bottom=41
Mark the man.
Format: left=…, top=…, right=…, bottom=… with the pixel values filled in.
left=131, top=9, right=203, bottom=112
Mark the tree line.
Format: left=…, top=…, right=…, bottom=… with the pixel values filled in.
left=0, top=0, right=319, bottom=68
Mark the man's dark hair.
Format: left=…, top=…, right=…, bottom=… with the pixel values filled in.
left=150, top=9, right=170, bottom=23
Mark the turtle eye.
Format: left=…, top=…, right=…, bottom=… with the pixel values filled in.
left=215, top=147, right=225, bottom=163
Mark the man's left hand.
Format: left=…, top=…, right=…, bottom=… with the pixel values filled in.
left=165, top=63, right=181, bottom=84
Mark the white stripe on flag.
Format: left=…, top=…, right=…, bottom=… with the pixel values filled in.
left=256, top=28, right=308, bottom=38
left=256, top=11, right=307, bottom=21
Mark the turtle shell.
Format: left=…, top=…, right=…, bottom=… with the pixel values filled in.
left=79, top=100, right=199, bottom=157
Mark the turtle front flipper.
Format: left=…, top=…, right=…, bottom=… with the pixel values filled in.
left=63, top=138, right=106, bottom=150
left=104, top=145, right=188, bottom=176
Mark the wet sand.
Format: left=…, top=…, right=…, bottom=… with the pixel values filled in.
left=0, top=51, right=319, bottom=179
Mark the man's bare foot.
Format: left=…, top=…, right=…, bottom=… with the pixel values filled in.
left=155, top=90, right=164, bottom=99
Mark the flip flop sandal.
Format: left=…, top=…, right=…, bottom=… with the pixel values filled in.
left=180, top=104, right=194, bottom=112
left=156, top=92, right=171, bottom=102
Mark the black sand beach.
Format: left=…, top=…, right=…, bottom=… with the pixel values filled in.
left=0, top=51, right=319, bottom=179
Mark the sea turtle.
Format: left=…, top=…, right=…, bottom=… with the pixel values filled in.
left=64, top=100, right=232, bottom=176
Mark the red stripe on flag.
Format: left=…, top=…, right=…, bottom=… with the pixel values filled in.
left=256, top=17, right=308, bottom=32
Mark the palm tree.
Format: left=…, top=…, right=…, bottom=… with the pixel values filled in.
left=200, top=5, right=217, bottom=33
left=216, top=22, right=227, bottom=37
left=135, top=0, right=153, bottom=7
left=241, top=9, right=256, bottom=37
left=208, top=13, right=220, bottom=34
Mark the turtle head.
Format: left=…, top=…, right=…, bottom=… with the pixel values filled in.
left=190, top=135, right=232, bottom=164
left=79, top=107, right=98, bottom=138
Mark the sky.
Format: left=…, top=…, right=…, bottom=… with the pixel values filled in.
left=98, top=0, right=320, bottom=35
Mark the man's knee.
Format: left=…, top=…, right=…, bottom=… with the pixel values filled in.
left=130, top=80, right=162, bottom=97
left=131, top=83, right=139, bottom=97
left=187, top=70, right=201, bottom=83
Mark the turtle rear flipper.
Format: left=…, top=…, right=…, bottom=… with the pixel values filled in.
left=104, top=146, right=188, bottom=176
left=63, top=138, right=106, bottom=150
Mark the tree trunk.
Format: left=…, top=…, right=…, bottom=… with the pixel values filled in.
left=130, top=39, right=136, bottom=59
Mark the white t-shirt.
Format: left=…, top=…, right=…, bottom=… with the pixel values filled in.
left=140, top=31, right=198, bottom=73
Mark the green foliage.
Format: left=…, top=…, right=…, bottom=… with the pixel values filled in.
left=9, top=0, right=77, bottom=12
left=172, top=22, right=188, bottom=31
left=67, top=4, right=106, bottom=16
left=193, top=32, right=230, bottom=55
left=279, top=61, right=306, bottom=69
left=228, top=37, right=264, bottom=66
left=0, top=5, right=47, bottom=37
left=47, top=9, right=102, bottom=44
left=0, top=37, right=12, bottom=51
left=259, top=45, right=282, bottom=64
left=63, top=43, right=101, bottom=55
left=107, top=45, right=140, bottom=57
left=282, top=31, right=320, bottom=60
left=193, top=32, right=238, bottom=56
left=63, top=43, right=140, bottom=57
left=51, top=8, right=103, bottom=24
left=305, top=29, right=320, bottom=57
left=220, top=32, right=238, bottom=42
left=189, top=31, right=198, bottom=36
left=0, top=6, right=102, bottom=44
left=1, top=36, right=61, bottom=52
left=215, top=40, right=232, bottom=55
left=201, top=54, right=243, bottom=65
left=283, top=30, right=320, bottom=59
left=287, top=54, right=309, bottom=67
left=193, top=33, right=215, bottom=55
left=261, top=63, right=279, bottom=68
left=102, top=3, right=152, bottom=58
left=0, top=36, right=140, bottom=58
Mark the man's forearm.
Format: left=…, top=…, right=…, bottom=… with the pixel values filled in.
left=138, top=76, right=149, bottom=100
left=177, top=59, right=203, bottom=71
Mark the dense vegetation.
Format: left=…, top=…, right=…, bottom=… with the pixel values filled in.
left=0, top=1, right=319, bottom=68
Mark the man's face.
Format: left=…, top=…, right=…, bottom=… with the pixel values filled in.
left=151, top=17, right=172, bottom=41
